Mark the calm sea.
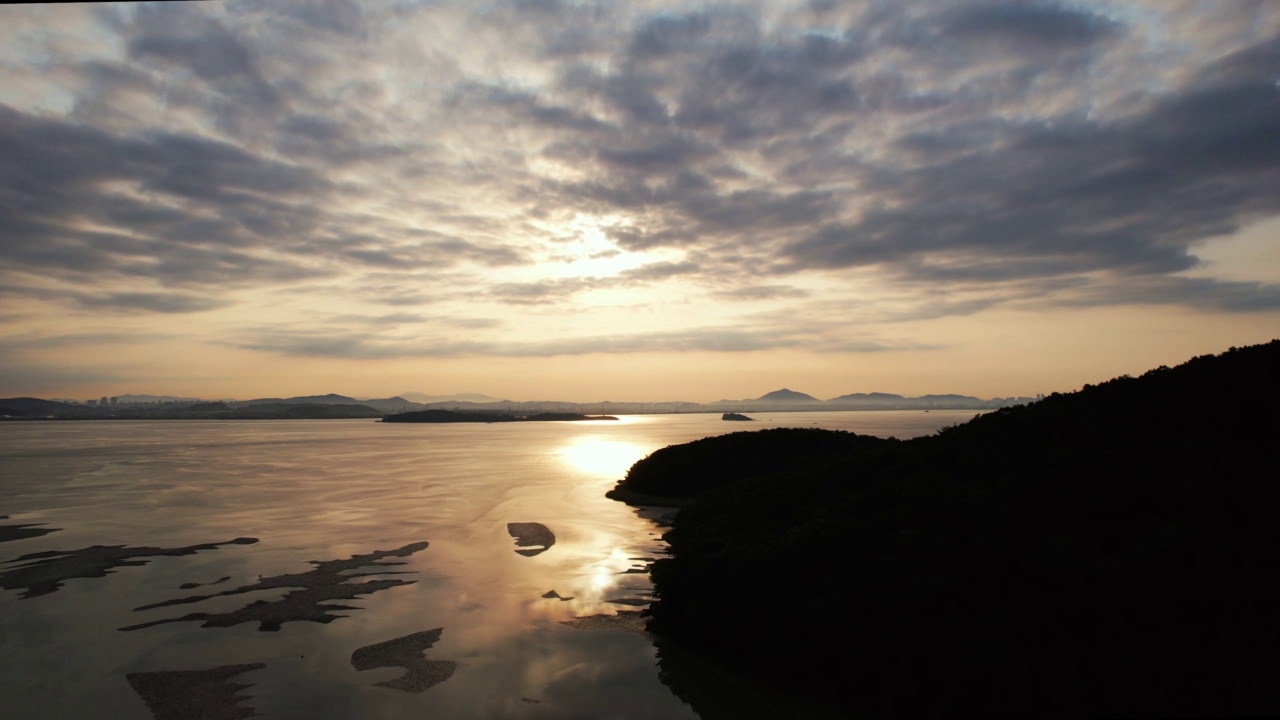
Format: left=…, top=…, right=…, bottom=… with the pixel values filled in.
left=0, top=410, right=979, bottom=719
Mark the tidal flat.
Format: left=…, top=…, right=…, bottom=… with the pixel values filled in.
left=0, top=411, right=970, bottom=718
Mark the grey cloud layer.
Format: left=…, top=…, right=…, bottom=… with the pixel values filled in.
left=228, top=323, right=921, bottom=359
left=1, top=0, right=1277, bottom=348
left=458, top=1, right=1280, bottom=308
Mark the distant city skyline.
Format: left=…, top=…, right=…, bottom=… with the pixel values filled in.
left=2, top=2, right=1277, bottom=403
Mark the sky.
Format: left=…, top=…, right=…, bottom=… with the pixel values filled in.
left=1, top=0, right=1278, bottom=403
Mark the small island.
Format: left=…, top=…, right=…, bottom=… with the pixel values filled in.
left=381, top=409, right=617, bottom=423
left=720, top=412, right=753, bottom=421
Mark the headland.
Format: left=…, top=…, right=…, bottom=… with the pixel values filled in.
left=609, top=340, right=1280, bottom=718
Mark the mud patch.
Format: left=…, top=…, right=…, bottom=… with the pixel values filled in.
left=120, top=542, right=428, bottom=632
left=605, top=597, right=651, bottom=607
left=180, top=576, right=231, bottom=590
left=126, top=662, right=265, bottom=720
left=507, top=523, right=554, bottom=557
left=0, top=516, right=60, bottom=544
left=561, top=610, right=646, bottom=633
left=0, top=538, right=257, bottom=599
left=351, top=628, right=457, bottom=693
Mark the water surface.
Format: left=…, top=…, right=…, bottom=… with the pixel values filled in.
left=0, top=410, right=977, bottom=718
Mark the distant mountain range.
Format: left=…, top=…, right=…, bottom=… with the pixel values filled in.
left=237, top=394, right=422, bottom=413
left=0, top=395, right=388, bottom=420
left=722, top=388, right=1033, bottom=410
left=2, top=387, right=1041, bottom=420
left=828, top=392, right=908, bottom=403
left=395, top=392, right=509, bottom=404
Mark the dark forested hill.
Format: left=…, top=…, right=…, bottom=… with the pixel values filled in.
left=0, top=397, right=78, bottom=416
left=614, top=340, right=1280, bottom=718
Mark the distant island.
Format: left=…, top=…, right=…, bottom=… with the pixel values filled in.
left=381, top=410, right=617, bottom=423
left=1, top=387, right=1041, bottom=421
left=609, top=340, right=1280, bottom=718
left=0, top=398, right=388, bottom=421
left=751, top=388, right=819, bottom=403
left=720, top=413, right=753, bottom=421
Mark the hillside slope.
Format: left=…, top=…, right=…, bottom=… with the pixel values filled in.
left=620, top=341, right=1280, bottom=718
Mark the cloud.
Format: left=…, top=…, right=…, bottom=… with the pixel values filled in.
left=74, top=292, right=231, bottom=314
left=272, top=0, right=370, bottom=39
left=486, top=278, right=605, bottom=305
left=1048, top=275, right=1280, bottom=313
left=0, top=104, right=331, bottom=285
left=1, top=0, right=1278, bottom=384
left=941, top=3, right=1121, bottom=53
left=327, top=311, right=427, bottom=325
left=0, top=331, right=179, bottom=351
left=0, top=85, right=524, bottom=305
left=711, top=285, right=810, bottom=301
left=126, top=3, right=284, bottom=136
left=320, top=311, right=501, bottom=329
left=777, top=37, right=1280, bottom=289
left=336, top=238, right=526, bottom=270
left=620, top=261, right=700, bottom=280
left=439, top=316, right=503, bottom=329
left=0, top=280, right=234, bottom=315
left=226, top=322, right=922, bottom=359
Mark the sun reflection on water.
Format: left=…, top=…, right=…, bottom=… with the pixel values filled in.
left=556, top=437, right=648, bottom=480
left=585, top=547, right=637, bottom=593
